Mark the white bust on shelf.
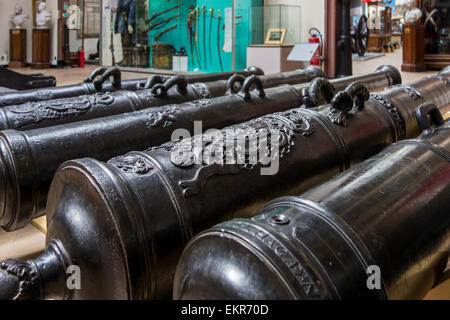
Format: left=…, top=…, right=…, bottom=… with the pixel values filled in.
left=11, top=4, right=29, bottom=29
left=404, top=0, right=423, bottom=24
left=36, top=2, right=52, bottom=29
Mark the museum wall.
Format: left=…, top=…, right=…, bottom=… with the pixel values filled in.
left=0, top=0, right=34, bottom=65
left=264, top=0, right=325, bottom=42
left=0, top=0, right=98, bottom=66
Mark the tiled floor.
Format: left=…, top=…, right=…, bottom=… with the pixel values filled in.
left=353, top=48, right=436, bottom=84
left=2, top=50, right=449, bottom=300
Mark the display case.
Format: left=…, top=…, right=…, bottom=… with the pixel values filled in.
left=418, top=0, right=450, bottom=69
left=246, top=5, right=302, bottom=74
left=248, top=5, right=301, bottom=46
left=101, top=0, right=265, bottom=73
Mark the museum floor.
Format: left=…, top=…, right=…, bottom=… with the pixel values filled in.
left=1, top=48, right=449, bottom=300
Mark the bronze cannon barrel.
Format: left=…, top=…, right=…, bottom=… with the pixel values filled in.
left=0, top=71, right=399, bottom=231
left=0, top=66, right=327, bottom=131
left=0, top=65, right=400, bottom=132
left=174, top=109, right=449, bottom=300
left=0, top=72, right=448, bottom=300
left=0, top=66, right=265, bottom=108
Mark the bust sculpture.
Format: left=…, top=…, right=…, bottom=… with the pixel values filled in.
left=36, top=2, right=51, bottom=29
left=11, top=4, right=29, bottom=29
left=404, top=0, right=423, bottom=24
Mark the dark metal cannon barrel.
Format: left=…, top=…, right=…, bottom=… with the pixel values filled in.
left=0, top=71, right=398, bottom=231
left=0, top=72, right=447, bottom=300
left=0, top=66, right=326, bottom=131
left=0, top=66, right=265, bottom=108
left=174, top=109, right=450, bottom=300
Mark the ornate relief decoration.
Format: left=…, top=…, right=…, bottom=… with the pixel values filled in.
left=33, top=90, right=55, bottom=101
left=370, top=93, right=406, bottom=140
left=435, top=75, right=450, bottom=86
left=108, top=154, right=153, bottom=175
left=8, top=93, right=115, bottom=128
left=151, top=109, right=313, bottom=197
left=191, top=82, right=212, bottom=99
left=385, top=85, right=423, bottom=100
left=190, top=98, right=213, bottom=107
left=144, top=105, right=178, bottom=129
left=403, top=86, right=423, bottom=100
left=0, top=259, right=41, bottom=300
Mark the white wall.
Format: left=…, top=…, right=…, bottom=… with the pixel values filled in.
left=0, top=0, right=59, bottom=65
left=69, top=30, right=99, bottom=58
left=264, top=0, right=325, bottom=43
left=0, top=0, right=96, bottom=66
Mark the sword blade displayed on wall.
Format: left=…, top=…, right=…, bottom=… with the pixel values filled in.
left=194, top=8, right=202, bottom=69
left=110, top=3, right=115, bottom=66
left=209, top=8, right=214, bottom=64
left=203, top=5, right=207, bottom=68
left=146, top=4, right=183, bottom=24
left=217, top=9, right=223, bottom=72
left=188, top=12, right=194, bottom=64
left=154, top=24, right=178, bottom=42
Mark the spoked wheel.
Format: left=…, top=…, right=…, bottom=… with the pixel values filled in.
left=355, top=15, right=369, bottom=57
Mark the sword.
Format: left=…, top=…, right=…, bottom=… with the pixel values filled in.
left=209, top=8, right=214, bottom=64
left=194, top=8, right=202, bottom=69
left=110, top=2, right=115, bottom=66
left=202, top=5, right=207, bottom=68
left=187, top=12, right=194, bottom=65
left=217, top=9, right=223, bottom=72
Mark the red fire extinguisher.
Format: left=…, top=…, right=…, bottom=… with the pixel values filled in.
left=79, top=48, right=85, bottom=68
left=309, top=28, right=323, bottom=66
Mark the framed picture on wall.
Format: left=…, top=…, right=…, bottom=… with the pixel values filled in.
left=265, top=28, right=287, bottom=45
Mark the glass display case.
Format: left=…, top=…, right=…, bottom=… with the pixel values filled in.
left=100, top=0, right=265, bottom=73
left=418, top=0, right=450, bottom=69
left=248, top=5, right=302, bottom=46
left=245, top=4, right=302, bottom=74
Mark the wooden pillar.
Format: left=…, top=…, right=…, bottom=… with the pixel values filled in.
left=324, top=0, right=340, bottom=78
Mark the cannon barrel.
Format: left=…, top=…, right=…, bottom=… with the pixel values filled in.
left=0, top=66, right=400, bottom=132
left=0, top=67, right=324, bottom=131
left=0, top=71, right=448, bottom=300
left=174, top=109, right=449, bottom=300
left=0, top=71, right=400, bottom=231
left=0, top=66, right=266, bottom=108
